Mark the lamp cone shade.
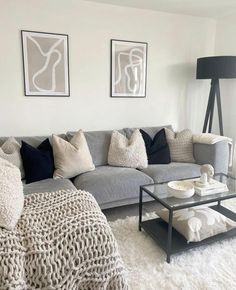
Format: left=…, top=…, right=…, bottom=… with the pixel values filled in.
left=197, top=56, right=236, bottom=79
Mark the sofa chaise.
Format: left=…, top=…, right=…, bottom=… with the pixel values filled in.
left=0, top=125, right=229, bottom=209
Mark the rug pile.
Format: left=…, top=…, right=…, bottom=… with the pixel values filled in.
left=109, top=202, right=236, bottom=290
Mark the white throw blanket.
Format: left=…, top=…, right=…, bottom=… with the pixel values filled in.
left=193, top=133, right=232, bottom=144
left=193, top=133, right=233, bottom=167
left=0, top=189, right=128, bottom=289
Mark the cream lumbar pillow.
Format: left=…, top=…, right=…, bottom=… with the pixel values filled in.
left=0, top=137, right=25, bottom=179
left=108, top=129, right=148, bottom=169
left=165, top=128, right=195, bottom=163
left=52, top=130, right=95, bottom=179
left=0, top=158, right=24, bottom=230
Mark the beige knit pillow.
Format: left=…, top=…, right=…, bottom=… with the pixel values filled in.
left=0, top=137, right=25, bottom=179
left=108, top=129, right=148, bottom=169
left=0, top=158, right=24, bottom=230
left=165, top=128, right=195, bottom=163
left=52, top=130, right=95, bottom=179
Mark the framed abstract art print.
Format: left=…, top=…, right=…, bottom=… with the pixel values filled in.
left=111, top=39, right=147, bottom=98
left=21, top=30, right=70, bottom=96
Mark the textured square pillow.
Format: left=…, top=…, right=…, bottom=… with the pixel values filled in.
left=53, top=130, right=95, bottom=179
left=108, top=129, right=148, bottom=169
left=0, top=137, right=25, bottom=179
left=20, top=138, right=54, bottom=184
left=165, top=128, right=195, bottom=163
left=158, top=206, right=236, bottom=242
left=0, top=158, right=24, bottom=230
left=140, top=129, right=171, bottom=164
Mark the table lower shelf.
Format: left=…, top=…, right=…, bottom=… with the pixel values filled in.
left=140, top=205, right=236, bottom=255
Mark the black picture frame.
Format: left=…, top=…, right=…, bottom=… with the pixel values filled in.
left=110, top=39, right=148, bottom=98
left=21, top=30, right=70, bottom=97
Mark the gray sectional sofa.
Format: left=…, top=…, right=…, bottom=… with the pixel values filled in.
left=1, top=125, right=230, bottom=209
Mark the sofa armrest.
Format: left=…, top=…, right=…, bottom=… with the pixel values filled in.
left=193, top=141, right=229, bottom=174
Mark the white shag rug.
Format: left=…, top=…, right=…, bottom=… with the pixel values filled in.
left=109, top=201, right=236, bottom=290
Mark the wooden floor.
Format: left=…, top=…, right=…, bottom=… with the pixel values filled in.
left=103, top=201, right=160, bottom=221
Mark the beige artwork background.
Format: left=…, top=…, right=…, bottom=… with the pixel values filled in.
left=112, top=41, right=147, bottom=97
left=22, top=31, right=69, bottom=96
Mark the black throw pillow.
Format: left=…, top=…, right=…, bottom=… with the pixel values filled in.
left=20, top=138, right=54, bottom=184
left=140, top=129, right=171, bottom=164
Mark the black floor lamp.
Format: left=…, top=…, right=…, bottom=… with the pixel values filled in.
left=196, top=56, right=236, bottom=136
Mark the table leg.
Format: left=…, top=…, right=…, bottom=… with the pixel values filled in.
left=167, top=210, right=173, bottom=263
left=218, top=200, right=221, bottom=210
left=139, top=187, right=143, bottom=231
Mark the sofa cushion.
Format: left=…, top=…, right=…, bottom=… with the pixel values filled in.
left=73, top=165, right=153, bottom=207
left=0, top=135, right=67, bottom=148
left=142, top=162, right=201, bottom=183
left=23, top=178, right=76, bottom=195
left=124, top=125, right=172, bottom=139
left=67, top=130, right=127, bottom=167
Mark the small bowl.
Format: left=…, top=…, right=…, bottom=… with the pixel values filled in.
left=167, top=181, right=195, bottom=198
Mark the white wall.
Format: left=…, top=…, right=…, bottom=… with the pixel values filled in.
left=215, top=13, right=236, bottom=140
left=0, top=0, right=216, bottom=136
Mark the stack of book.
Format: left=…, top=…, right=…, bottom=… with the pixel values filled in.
left=187, top=178, right=228, bottom=196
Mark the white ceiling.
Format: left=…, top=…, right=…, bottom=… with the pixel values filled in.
left=85, top=0, right=236, bottom=19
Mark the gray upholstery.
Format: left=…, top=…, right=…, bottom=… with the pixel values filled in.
left=23, top=178, right=76, bottom=195
left=0, top=126, right=230, bottom=210
left=67, top=130, right=126, bottom=166
left=142, top=162, right=201, bottom=183
left=0, top=134, right=67, bottom=147
left=73, top=165, right=154, bottom=209
left=193, top=141, right=229, bottom=174
left=124, top=125, right=172, bottom=138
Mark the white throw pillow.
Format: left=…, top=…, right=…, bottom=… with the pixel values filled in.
left=0, top=158, right=24, bottom=230
left=0, top=137, right=25, bottom=179
left=108, top=129, right=148, bottom=169
left=52, top=130, right=95, bottom=179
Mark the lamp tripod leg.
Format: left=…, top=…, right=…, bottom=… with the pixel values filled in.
left=203, top=80, right=215, bottom=133
left=215, top=80, right=224, bottom=136
left=208, top=92, right=216, bottom=133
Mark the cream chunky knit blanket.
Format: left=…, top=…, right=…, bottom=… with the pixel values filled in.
left=0, top=189, right=128, bottom=289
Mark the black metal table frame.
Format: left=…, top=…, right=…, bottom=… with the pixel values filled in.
left=139, top=176, right=236, bottom=263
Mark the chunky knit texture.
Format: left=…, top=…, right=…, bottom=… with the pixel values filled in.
left=0, top=189, right=128, bottom=289
left=0, top=137, right=25, bottom=178
left=165, top=128, right=195, bottom=163
left=0, top=158, right=24, bottom=230
left=108, top=129, right=148, bottom=169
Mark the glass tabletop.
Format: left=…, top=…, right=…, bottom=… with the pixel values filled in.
left=141, top=174, right=236, bottom=210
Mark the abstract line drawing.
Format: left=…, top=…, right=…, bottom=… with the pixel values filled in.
left=111, top=40, right=147, bottom=98
left=21, top=31, right=70, bottom=96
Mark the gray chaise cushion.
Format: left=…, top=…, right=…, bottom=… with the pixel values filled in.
left=142, top=162, right=201, bottom=183
left=67, top=130, right=126, bottom=166
left=73, top=166, right=154, bottom=207
left=23, top=178, right=76, bottom=195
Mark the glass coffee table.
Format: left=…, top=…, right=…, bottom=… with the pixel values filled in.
left=139, top=174, right=236, bottom=263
